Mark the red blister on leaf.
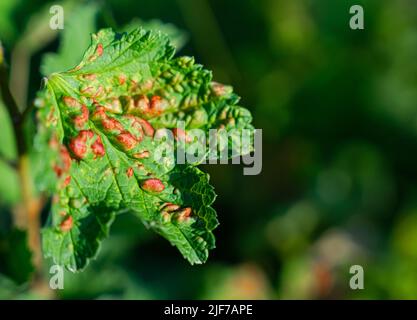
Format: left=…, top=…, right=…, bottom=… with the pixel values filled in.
left=141, top=178, right=165, bottom=193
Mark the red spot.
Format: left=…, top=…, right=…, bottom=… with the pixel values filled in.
left=96, top=43, right=103, bottom=56
left=93, top=106, right=123, bottom=131
left=142, top=79, right=153, bottom=91
left=161, top=203, right=180, bottom=212
left=172, top=128, right=191, bottom=143
left=49, top=135, right=59, bottom=149
left=60, top=215, right=73, bottom=232
left=133, top=151, right=150, bottom=159
left=313, top=262, right=333, bottom=297
left=92, top=105, right=106, bottom=120
left=138, top=118, right=154, bottom=137
left=60, top=146, right=72, bottom=172
left=46, top=107, right=57, bottom=124
left=53, top=164, right=63, bottom=177
left=125, top=115, right=152, bottom=142
left=69, top=130, right=93, bottom=159
left=125, top=115, right=144, bottom=138
left=126, top=167, right=134, bottom=178
left=99, top=112, right=124, bottom=132
left=118, top=74, right=126, bottom=85
left=63, top=176, right=71, bottom=187
left=84, top=130, right=94, bottom=139
left=94, top=86, right=104, bottom=99
left=162, top=211, right=171, bottom=222
left=133, top=95, right=150, bottom=113
left=91, top=136, right=105, bottom=157
left=130, top=79, right=138, bottom=90
left=62, top=96, right=81, bottom=108
left=117, top=132, right=138, bottom=151
left=73, top=105, right=89, bottom=129
left=83, top=74, right=96, bottom=81
left=53, top=146, right=72, bottom=177
left=141, top=178, right=165, bottom=193
left=80, top=86, right=94, bottom=95
left=149, top=96, right=164, bottom=115
left=150, top=96, right=161, bottom=107
left=70, top=138, right=87, bottom=159
left=177, top=207, right=192, bottom=222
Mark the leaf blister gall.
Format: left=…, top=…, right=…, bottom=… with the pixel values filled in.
left=60, top=215, right=73, bottom=232
left=126, top=167, right=134, bottom=178
left=69, top=130, right=93, bottom=159
left=141, top=178, right=165, bottom=193
left=116, top=132, right=139, bottom=151
left=96, top=43, right=104, bottom=56
left=91, top=136, right=105, bottom=157
left=52, top=145, right=72, bottom=177
left=63, top=176, right=71, bottom=188
left=118, top=74, right=127, bottom=85
left=63, top=96, right=82, bottom=109
left=73, top=105, right=90, bottom=129
left=133, top=150, right=150, bottom=159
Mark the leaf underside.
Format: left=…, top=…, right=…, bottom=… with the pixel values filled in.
left=36, top=28, right=253, bottom=271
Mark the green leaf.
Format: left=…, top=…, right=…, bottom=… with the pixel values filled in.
left=123, top=19, right=188, bottom=51
left=37, top=28, right=252, bottom=271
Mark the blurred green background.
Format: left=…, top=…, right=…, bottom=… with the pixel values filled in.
left=1, top=0, right=417, bottom=299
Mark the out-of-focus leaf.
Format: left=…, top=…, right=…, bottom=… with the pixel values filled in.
left=0, top=0, right=21, bottom=44
left=58, top=264, right=154, bottom=299
left=0, top=229, right=34, bottom=285
left=202, top=263, right=271, bottom=299
left=0, top=101, right=19, bottom=205
left=41, top=3, right=99, bottom=75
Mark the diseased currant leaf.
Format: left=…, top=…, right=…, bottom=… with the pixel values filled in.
left=37, top=27, right=252, bottom=271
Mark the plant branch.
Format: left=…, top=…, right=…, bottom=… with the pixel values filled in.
left=10, top=4, right=59, bottom=109
left=0, top=44, right=42, bottom=272
left=0, top=47, right=25, bottom=155
left=0, top=55, right=22, bottom=126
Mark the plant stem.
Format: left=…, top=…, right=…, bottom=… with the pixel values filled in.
left=0, top=46, right=43, bottom=273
